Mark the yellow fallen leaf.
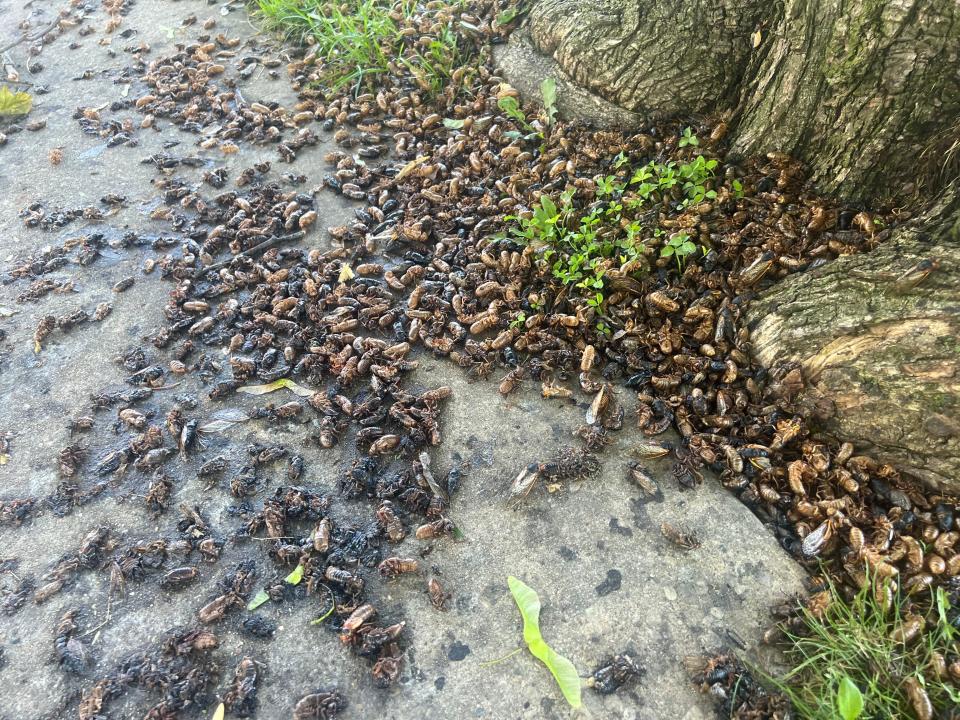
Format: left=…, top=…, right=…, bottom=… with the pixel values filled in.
left=751, top=30, right=762, bottom=48
left=338, top=263, right=354, bottom=284
left=211, top=703, right=225, bottom=720
left=0, top=86, right=31, bottom=116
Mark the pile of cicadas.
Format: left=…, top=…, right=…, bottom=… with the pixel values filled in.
left=3, top=0, right=958, bottom=715
left=280, top=0, right=959, bottom=704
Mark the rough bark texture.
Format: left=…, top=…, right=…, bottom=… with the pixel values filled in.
left=521, top=0, right=960, bottom=202
left=731, top=1, right=960, bottom=202
left=747, top=187, right=960, bottom=493
left=502, top=0, right=960, bottom=491
left=526, top=0, right=766, bottom=119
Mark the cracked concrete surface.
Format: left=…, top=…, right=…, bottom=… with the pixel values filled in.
left=0, top=1, right=806, bottom=718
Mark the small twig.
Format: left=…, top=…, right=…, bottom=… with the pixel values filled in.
left=199, top=231, right=305, bottom=274
left=0, top=16, right=62, bottom=56
left=78, top=594, right=112, bottom=639
left=479, top=647, right=523, bottom=668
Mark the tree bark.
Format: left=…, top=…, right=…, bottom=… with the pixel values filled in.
left=746, top=186, right=960, bottom=493
left=498, top=0, right=960, bottom=492
left=730, top=1, right=960, bottom=203
left=525, top=0, right=766, bottom=121
left=517, top=0, right=960, bottom=203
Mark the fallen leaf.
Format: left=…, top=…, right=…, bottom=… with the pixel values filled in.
left=443, top=118, right=464, bottom=129
left=211, top=702, right=225, bottom=720
left=507, top=576, right=582, bottom=708
left=0, top=86, right=32, bottom=116
left=197, top=419, right=241, bottom=434
left=237, top=378, right=314, bottom=397
left=211, top=408, right=251, bottom=421
left=246, top=589, right=270, bottom=611
left=285, top=564, right=304, bottom=585
left=197, top=407, right=251, bottom=434
left=751, top=30, right=762, bottom=48
left=338, top=263, right=354, bottom=284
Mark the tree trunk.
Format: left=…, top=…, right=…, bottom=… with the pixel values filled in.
left=497, top=0, right=960, bottom=492
left=515, top=0, right=960, bottom=202
left=731, top=1, right=960, bottom=203
left=524, top=0, right=766, bottom=121
left=748, top=187, right=960, bottom=493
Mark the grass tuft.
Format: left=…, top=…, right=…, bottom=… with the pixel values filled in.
left=770, top=576, right=960, bottom=719
left=254, top=0, right=463, bottom=96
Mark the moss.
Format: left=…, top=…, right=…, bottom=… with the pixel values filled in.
left=927, top=392, right=957, bottom=412
left=823, top=0, right=887, bottom=84
left=935, top=333, right=960, bottom=353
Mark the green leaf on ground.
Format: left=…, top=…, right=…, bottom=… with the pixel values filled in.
left=507, top=576, right=582, bottom=708
left=837, top=676, right=864, bottom=720
left=285, top=564, right=305, bottom=585
left=498, top=95, right=521, bottom=117
left=246, top=589, right=270, bottom=611
left=0, top=86, right=32, bottom=116
left=248, top=565, right=306, bottom=612
left=443, top=118, right=464, bottom=129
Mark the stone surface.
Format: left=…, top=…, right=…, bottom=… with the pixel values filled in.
left=0, top=1, right=806, bottom=718
left=492, top=34, right=645, bottom=128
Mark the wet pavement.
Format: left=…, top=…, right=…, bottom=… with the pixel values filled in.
left=0, top=1, right=806, bottom=718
